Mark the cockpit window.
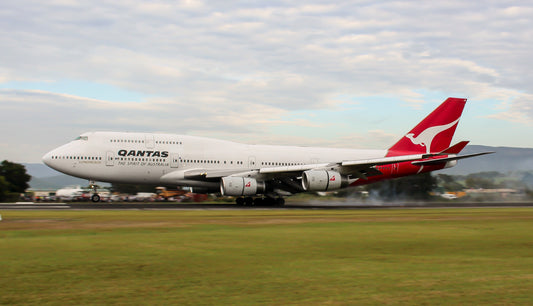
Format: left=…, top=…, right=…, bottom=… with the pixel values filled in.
left=75, top=136, right=89, bottom=141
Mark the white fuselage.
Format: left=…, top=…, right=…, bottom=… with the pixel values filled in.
left=43, top=131, right=387, bottom=187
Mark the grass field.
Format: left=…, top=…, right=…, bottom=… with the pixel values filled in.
left=1, top=208, right=533, bottom=305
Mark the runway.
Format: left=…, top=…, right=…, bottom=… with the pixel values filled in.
left=2, top=201, right=533, bottom=210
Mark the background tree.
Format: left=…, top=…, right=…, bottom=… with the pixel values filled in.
left=0, top=160, right=31, bottom=193
left=0, top=176, right=9, bottom=201
left=436, top=174, right=465, bottom=191
left=465, top=174, right=496, bottom=189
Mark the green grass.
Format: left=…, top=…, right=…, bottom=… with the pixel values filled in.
left=1, top=208, right=533, bottom=305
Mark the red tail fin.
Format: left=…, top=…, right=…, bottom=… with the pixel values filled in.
left=387, top=97, right=467, bottom=157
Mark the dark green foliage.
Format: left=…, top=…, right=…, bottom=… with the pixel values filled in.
left=437, top=174, right=465, bottom=191
left=526, top=188, right=533, bottom=200
left=465, top=175, right=496, bottom=189
left=0, top=176, right=8, bottom=201
left=466, top=171, right=504, bottom=179
left=522, top=173, right=533, bottom=188
left=0, top=161, right=31, bottom=200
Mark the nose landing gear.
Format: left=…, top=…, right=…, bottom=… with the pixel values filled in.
left=91, top=194, right=101, bottom=202
left=89, top=180, right=100, bottom=203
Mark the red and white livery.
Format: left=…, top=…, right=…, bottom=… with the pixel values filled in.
left=43, top=97, right=492, bottom=205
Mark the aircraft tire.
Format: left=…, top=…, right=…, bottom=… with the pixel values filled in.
left=275, top=197, right=285, bottom=206
left=244, top=197, right=254, bottom=206
left=263, top=197, right=275, bottom=206
left=91, top=194, right=101, bottom=203
left=236, top=197, right=245, bottom=206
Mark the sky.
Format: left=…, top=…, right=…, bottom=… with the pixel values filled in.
left=1, top=0, right=532, bottom=163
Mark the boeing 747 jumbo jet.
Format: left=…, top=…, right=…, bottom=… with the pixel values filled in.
left=43, top=97, right=492, bottom=205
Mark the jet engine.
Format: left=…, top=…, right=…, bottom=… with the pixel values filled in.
left=302, top=170, right=347, bottom=191
left=190, top=186, right=220, bottom=194
left=220, top=177, right=266, bottom=196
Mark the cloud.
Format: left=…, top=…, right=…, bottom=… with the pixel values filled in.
left=487, top=93, right=533, bottom=125
left=3, top=1, right=531, bottom=103
left=1, top=1, right=533, bottom=161
left=0, top=87, right=402, bottom=162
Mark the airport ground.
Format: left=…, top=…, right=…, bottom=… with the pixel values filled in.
left=2, top=200, right=533, bottom=210
left=1, top=207, right=533, bottom=305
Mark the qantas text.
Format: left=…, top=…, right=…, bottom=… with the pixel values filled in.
left=118, top=150, right=169, bottom=158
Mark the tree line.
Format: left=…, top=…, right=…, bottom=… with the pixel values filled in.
left=0, top=160, right=31, bottom=201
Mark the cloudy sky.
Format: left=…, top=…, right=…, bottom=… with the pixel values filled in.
left=1, top=0, right=532, bottom=163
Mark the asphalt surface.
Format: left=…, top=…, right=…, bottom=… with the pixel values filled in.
left=1, top=201, right=533, bottom=210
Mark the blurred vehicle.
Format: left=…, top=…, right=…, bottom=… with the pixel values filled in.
left=156, top=187, right=187, bottom=201
left=55, top=186, right=85, bottom=201
left=130, top=192, right=156, bottom=202
left=441, top=193, right=458, bottom=200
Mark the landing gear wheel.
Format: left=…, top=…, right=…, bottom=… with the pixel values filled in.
left=264, top=197, right=276, bottom=206
left=89, top=180, right=100, bottom=203
left=275, top=197, right=285, bottom=206
left=236, top=197, right=245, bottom=206
left=244, top=197, right=254, bottom=206
left=253, top=198, right=264, bottom=206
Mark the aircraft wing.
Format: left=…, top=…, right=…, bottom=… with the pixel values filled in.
left=259, top=163, right=330, bottom=174
left=340, top=154, right=433, bottom=167
left=257, top=154, right=440, bottom=178
left=160, top=168, right=251, bottom=182
left=257, top=154, right=439, bottom=173
left=248, top=156, right=407, bottom=181
left=163, top=152, right=464, bottom=182
left=160, top=142, right=493, bottom=196
left=198, top=149, right=493, bottom=179
left=411, top=151, right=494, bottom=166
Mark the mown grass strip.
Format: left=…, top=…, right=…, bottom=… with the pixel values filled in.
left=1, top=208, right=532, bottom=305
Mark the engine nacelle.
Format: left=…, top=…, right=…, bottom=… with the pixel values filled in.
left=302, top=170, right=346, bottom=191
left=190, top=186, right=220, bottom=194
left=444, top=160, right=458, bottom=169
left=220, top=177, right=265, bottom=196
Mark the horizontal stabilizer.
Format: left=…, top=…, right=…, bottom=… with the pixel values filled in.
left=439, top=141, right=469, bottom=154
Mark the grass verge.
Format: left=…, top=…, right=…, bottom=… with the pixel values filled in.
left=1, top=208, right=533, bottom=305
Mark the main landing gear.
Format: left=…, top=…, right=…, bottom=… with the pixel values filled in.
left=235, top=197, right=285, bottom=206
left=89, top=180, right=100, bottom=203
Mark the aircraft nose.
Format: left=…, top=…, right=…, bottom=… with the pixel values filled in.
left=42, top=150, right=54, bottom=167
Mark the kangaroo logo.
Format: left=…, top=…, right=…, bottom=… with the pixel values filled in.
left=405, top=118, right=460, bottom=154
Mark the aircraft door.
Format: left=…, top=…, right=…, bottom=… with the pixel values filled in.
left=145, top=134, right=155, bottom=149
left=170, top=153, right=180, bottom=168
left=106, top=151, right=114, bottom=166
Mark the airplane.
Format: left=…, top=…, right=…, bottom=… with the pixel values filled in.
left=42, top=97, right=492, bottom=205
left=55, top=185, right=85, bottom=201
